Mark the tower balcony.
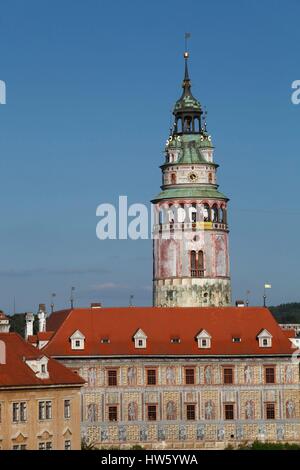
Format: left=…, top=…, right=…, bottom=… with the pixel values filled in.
left=191, top=269, right=205, bottom=278
left=153, top=221, right=228, bottom=233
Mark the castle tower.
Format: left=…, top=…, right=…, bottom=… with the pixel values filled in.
left=152, top=51, right=231, bottom=307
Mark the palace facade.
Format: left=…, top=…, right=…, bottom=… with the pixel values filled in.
left=39, top=306, right=300, bottom=449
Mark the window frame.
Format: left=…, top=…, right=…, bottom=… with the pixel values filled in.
left=186, top=404, right=196, bottom=421
left=265, top=366, right=276, bottom=384
left=265, top=402, right=275, bottom=420
left=224, top=403, right=234, bottom=420
left=147, top=404, right=157, bottom=421
left=146, top=368, right=157, bottom=386
left=184, top=367, right=195, bottom=385
left=64, top=399, right=71, bottom=419
left=107, top=369, right=118, bottom=387
left=108, top=405, right=118, bottom=422
left=223, top=367, right=234, bottom=385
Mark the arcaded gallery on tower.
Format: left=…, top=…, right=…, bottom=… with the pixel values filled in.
left=25, top=53, right=299, bottom=449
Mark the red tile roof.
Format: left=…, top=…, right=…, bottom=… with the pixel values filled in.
left=0, top=332, right=85, bottom=388
left=44, top=307, right=293, bottom=357
left=28, top=331, right=54, bottom=346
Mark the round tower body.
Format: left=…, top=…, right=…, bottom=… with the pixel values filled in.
left=152, top=53, right=231, bottom=307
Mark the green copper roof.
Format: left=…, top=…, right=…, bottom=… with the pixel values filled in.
left=166, top=133, right=214, bottom=164
left=178, top=140, right=204, bottom=164
left=152, top=186, right=229, bottom=202
left=174, top=94, right=201, bottom=112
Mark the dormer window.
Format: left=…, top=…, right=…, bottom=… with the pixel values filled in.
left=25, top=356, right=49, bottom=379
left=232, top=337, right=241, bottom=343
left=70, top=330, right=85, bottom=350
left=257, top=329, right=273, bottom=348
left=101, top=337, right=110, bottom=344
left=171, top=337, right=181, bottom=344
left=196, top=329, right=211, bottom=349
left=133, top=329, right=147, bottom=349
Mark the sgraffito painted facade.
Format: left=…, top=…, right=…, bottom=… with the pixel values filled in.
left=152, top=52, right=231, bottom=307
left=41, top=307, right=300, bottom=449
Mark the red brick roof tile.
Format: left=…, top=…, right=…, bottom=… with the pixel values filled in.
left=0, top=332, right=85, bottom=388
left=44, top=307, right=293, bottom=357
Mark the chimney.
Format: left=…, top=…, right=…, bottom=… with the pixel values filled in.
left=25, top=312, right=34, bottom=339
left=0, top=311, right=10, bottom=333
left=37, top=304, right=47, bottom=333
left=90, top=302, right=102, bottom=309
left=235, top=300, right=245, bottom=307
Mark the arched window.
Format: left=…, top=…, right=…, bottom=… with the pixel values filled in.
left=184, top=116, right=192, bottom=132
left=190, top=205, right=197, bottom=223
left=221, top=207, right=227, bottom=224
left=211, top=204, right=219, bottom=222
left=190, top=251, right=196, bottom=274
left=203, top=204, right=210, bottom=222
left=191, top=251, right=205, bottom=277
left=198, top=251, right=204, bottom=271
left=171, top=173, right=176, bottom=185
left=208, top=172, right=213, bottom=184
left=176, top=118, right=182, bottom=133
left=194, top=117, right=200, bottom=133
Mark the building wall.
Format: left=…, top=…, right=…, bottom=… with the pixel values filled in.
left=61, top=357, right=299, bottom=449
left=0, top=387, right=81, bottom=450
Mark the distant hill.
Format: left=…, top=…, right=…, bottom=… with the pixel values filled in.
left=269, top=303, right=300, bottom=324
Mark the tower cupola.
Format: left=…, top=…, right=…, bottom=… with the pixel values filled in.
left=173, top=52, right=202, bottom=134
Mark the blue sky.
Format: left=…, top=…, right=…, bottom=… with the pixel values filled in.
left=0, top=0, right=299, bottom=312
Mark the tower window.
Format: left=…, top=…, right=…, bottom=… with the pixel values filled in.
left=208, top=172, right=213, bottom=183
left=203, top=204, right=211, bottom=222
left=190, top=251, right=204, bottom=278
left=171, top=173, right=176, bottom=185
left=211, top=204, right=219, bottom=222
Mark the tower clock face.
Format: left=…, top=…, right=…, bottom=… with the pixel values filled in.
left=188, top=172, right=198, bottom=182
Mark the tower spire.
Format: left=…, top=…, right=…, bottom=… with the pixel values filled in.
left=183, top=32, right=191, bottom=93
left=183, top=51, right=191, bottom=93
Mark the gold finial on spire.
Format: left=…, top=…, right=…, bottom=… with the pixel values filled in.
left=184, top=32, right=191, bottom=56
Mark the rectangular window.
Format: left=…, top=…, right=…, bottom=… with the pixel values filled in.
left=46, top=401, right=52, bottom=419
left=108, top=406, right=118, bottom=422
left=39, top=401, right=45, bottom=420
left=46, top=442, right=52, bottom=450
left=223, top=368, right=234, bottom=384
left=265, top=367, right=275, bottom=384
left=147, top=369, right=157, bottom=385
left=108, top=369, right=117, bottom=386
left=64, top=400, right=71, bottom=419
left=20, top=402, right=27, bottom=422
left=12, top=402, right=26, bottom=422
left=185, top=368, right=195, bottom=385
left=186, top=404, right=196, bottom=420
left=64, top=440, right=71, bottom=450
left=266, top=403, right=275, bottom=420
left=147, top=405, right=157, bottom=421
left=12, top=444, right=27, bottom=450
left=12, top=403, right=19, bottom=423
left=39, top=401, right=52, bottom=420
left=224, top=404, right=234, bottom=420
left=39, top=442, right=46, bottom=450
